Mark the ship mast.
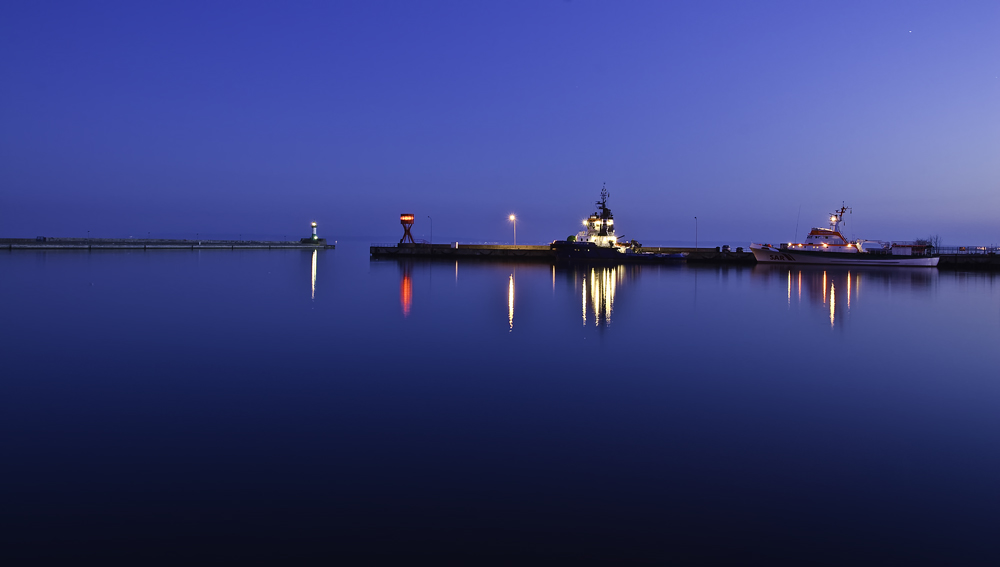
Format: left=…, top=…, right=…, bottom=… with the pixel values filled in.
left=829, top=203, right=851, bottom=231
left=596, top=183, right=609, bottom=215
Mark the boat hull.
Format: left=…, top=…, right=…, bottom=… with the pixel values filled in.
left=750, top=246, right=939, bottom=267
left=551, top=241, right=681, bottom=263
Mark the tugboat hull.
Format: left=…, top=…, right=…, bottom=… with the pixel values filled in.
left=552, top=241, right=626, bottom=259
left=551, top=241, right=682, bottom=263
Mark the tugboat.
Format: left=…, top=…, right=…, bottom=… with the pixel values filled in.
left=550, top=185, right=683, bottom=261
left=750, top=205, right=939, bottom=266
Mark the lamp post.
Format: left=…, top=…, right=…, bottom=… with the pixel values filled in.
left=427, top=216, right=432, bottom=245
left=509, top=214, right=516, bottom=247
left=694, top=216, right=698, bottom=249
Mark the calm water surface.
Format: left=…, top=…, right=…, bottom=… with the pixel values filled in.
left=3, top=244, right=999, bottom=564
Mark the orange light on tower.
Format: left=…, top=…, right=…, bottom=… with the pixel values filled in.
left=400, top=214, right=415, bottom=244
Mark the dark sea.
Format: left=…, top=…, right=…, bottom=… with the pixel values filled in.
left=3, top=244, right=999, bottom=565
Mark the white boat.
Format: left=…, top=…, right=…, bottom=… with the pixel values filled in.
left=750, top=206, right=939, bottom=267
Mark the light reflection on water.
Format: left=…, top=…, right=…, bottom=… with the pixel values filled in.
left=582, top=266, right=619, bottom=327
left=399, top=262, right=413, bottom=317
left=830, top=279, right=836, bottom=327
left=508, top=273, right=514, bottom=331
left=387, top=260, right=958, bottom=332
left=310, top=249, right=317, bottom=299
left=750, top=264, right=944, bottom=329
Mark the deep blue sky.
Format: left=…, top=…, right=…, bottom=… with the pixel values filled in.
left=2, top=1, right=997, bottom=244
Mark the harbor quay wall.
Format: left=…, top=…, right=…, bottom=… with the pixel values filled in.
left=639, top=246, right=756, bottom=263
left=370, top=243, right=755, bottom=263
left=370, top=243, right=554, bottom=259
left=937, top=254, right=1000, bottom=270
left=1, top=238, right=334, bottom=250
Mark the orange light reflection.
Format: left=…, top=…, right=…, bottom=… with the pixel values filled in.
left=400, top=272, right=412, bottom=317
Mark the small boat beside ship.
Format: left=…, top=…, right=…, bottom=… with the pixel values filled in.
left=750, top=206, right=939, bottom=267
left=550, top=186, right=684, bottom=262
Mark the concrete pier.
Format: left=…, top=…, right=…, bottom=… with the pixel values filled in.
left=371, top=243, right=553, bottom=259
left=936, top=253, right=1000, bottom=270
left=2, top=237, right=334, bottom=250
left=639, top=246, right=756, bottom=264
left=370, top=243, right=752, bottom=264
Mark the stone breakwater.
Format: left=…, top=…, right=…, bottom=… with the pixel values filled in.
left=1, top=237, right=334, bottom=250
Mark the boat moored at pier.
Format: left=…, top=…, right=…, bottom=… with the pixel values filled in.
left=750, top=205, right=939, bottom=267
left=550, top=185, right=684, bottom=262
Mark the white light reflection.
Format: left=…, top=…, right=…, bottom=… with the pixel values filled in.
left=508, top=273, right=514, bottom=331
left=311, top=249, right=317, bottom=300
left=582, top=267, right=619, bottom=326
left=829, top=282, right=836, bottom=327
left=787, top=270, right=791, bottom=305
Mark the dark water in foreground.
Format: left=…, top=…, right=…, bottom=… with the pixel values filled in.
left=3, top=244, right=999, bottom=564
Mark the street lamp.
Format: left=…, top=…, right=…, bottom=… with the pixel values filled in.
left=509, top=214, right=516, bottom=246
left=427, top=216, right=432, bottom=245
left=694, top=216, right=698, bottom=249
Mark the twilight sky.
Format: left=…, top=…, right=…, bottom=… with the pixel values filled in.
left=2, top=1, right=998, bottom=245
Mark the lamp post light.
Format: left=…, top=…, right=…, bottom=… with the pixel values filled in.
left=509, top=214, right=516, bottom=247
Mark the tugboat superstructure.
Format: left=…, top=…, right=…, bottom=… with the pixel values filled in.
left=549, top=185, right=683, bottom=262
left=576, top=185, right=619, bottom=248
